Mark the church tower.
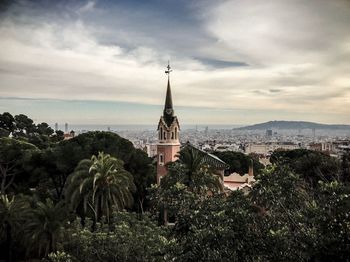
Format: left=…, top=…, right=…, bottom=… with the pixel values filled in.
left=157, top=63, right=180, bottom=184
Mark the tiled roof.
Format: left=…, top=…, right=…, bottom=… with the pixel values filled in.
left=182, top=142, right=229, bottom=169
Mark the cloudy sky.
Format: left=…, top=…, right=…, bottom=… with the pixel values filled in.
left=0, top=0, right=349, bottom=126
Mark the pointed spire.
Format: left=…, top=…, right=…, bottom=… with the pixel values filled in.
left=163, top=61, right=174, bottom=126
left=164, top=77, right=173, bottom=111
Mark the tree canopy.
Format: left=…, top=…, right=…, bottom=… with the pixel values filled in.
left=0, top=137, right=38, bottom=194
left=214, top=151, right=264, bottom=175
left=1, top=112, right=349, bottom=261
left=270, top=149, right=342, bottom=187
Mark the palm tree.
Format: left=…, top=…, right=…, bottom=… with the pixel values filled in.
left=24, top=198, right=67, bottom=258
left=176, top=146, right=223, bottom=193
left=65, top=152, right=136, bottom=223
left=178, top=146, right=203, bottom=187
left=0, top=194, right=29, bottom=261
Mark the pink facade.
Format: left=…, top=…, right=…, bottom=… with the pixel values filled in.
left=156, top=144, right=180, bottom=184
left=156, top=65, right=180, bottom=185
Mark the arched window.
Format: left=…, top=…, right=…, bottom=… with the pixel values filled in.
left=171, top=132, right=174, bottom=139
left=160, top=127, right=163, bottom=140
left=159, top=153, right=164, bottom=165
left=163, top=131, right=166, bottom=140
left=175, top=127, right=178, bottom=139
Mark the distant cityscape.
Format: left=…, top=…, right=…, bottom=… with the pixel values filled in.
left=57, top=121, right=350, bottom=165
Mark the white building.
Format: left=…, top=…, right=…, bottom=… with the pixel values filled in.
left=146, top=143, right=158, bottom=157
left=245, top=143, right=299, bottom=155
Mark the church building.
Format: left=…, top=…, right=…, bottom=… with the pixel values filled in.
left=156, top=63, right=180, bottom=184
left=155, top=64, right=254, bottom=194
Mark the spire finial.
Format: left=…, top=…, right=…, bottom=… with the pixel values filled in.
left=165, top=61, right=172, bottom=79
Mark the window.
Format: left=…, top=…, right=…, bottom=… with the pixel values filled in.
left=159, top=153, right=164, bottom=165
left=175, top=127, right=177, bottom=139
left=171, top=132, right=174, bottom=139
left=160, top=127, right=163, bottom=140
left=163, top=131, right=166, bottom=140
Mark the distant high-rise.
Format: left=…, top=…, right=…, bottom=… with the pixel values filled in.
left=205, top=126, right=209, bottom=136
left=266, top=129, right=273, bottom=137
left=54, top=123, right=58, bottom=131
left=65, top=123, right=68, bottom=133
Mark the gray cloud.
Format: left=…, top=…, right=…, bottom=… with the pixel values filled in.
left=0, top=0, right=349, bottom=124
left=269, top=89, right=281, bottom=93
left=193, top=57, right=248, bottom=69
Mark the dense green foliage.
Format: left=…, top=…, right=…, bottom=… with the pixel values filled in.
left=151, top=163, right=350, bottom=261
left=271, top=149, right=342, bottom=187
left=175, top=146, right=223, bottom=193
left=65, top=212, right=169, bottom=261
left=0, top=137, right=39, bottom=194
left=214, top=151, right=264, bottom=175
left=0, top=112, right=62, bottom=149
left=24, top=198, right=68, bottom=257
left=1, top=112, right=349, bottom=261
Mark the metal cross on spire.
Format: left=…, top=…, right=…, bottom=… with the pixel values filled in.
left=165, top=61, right=172, bottom=79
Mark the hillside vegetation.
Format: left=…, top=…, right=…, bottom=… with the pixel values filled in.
left=0, top=112, right=349, bottom=261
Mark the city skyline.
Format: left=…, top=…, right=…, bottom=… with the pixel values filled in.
left=0, top=0, right=350, bottom=125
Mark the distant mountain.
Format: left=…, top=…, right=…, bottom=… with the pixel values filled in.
left=236, top=121, right=350, bottom=130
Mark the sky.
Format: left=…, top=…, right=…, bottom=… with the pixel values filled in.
left=0, top=0, right=349, bottom=125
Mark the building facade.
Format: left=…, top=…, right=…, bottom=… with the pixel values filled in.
left=245, top=142, right=299, bottom=156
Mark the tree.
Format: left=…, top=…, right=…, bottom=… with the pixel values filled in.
left=175, top=146, right=223, bottom=193
left=151, top=161, right=350, bottom=261
left=150, top=179, right=199, bottom=226
left=14, top=114, right=36, bottom=137
left=55, top=131, right=154, bottom=211
left=164, top=192, right=260, bottom=262
left=151, top=146, right=224, bottom=225
left=270, top=149, right=341, bottom=188
left=65, top=212, right=169, bottom=262
left=28, top=122, right=55, bottom=149
left=0, top=112, right=15, bottom=137
left=65, top=152, right=136, bottom=223
left=36, top=122, right=54, bottom=136
left=0, top=138, right=38, bottom=194
left=0, top=194, right=30, bottom=261
left=213, top=151, right=264, bottom=175
left=341, top=152, right=350, bottom=183
left=124, top=149, right=155, bottom=213
left=50, top=130, right=64, bottom=143
left=44, top=251, right=73, bottom=262
left=28, top=134, right=52, bottom=149
left=11, top=131, right=153, bottom=205
left=249, top=165, right=312, bottom=261
left=24, top=198, right=68, bottom=258
left=1, top=112, right=63, bottom=149
left=28, top=148, right=67, bottom=200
